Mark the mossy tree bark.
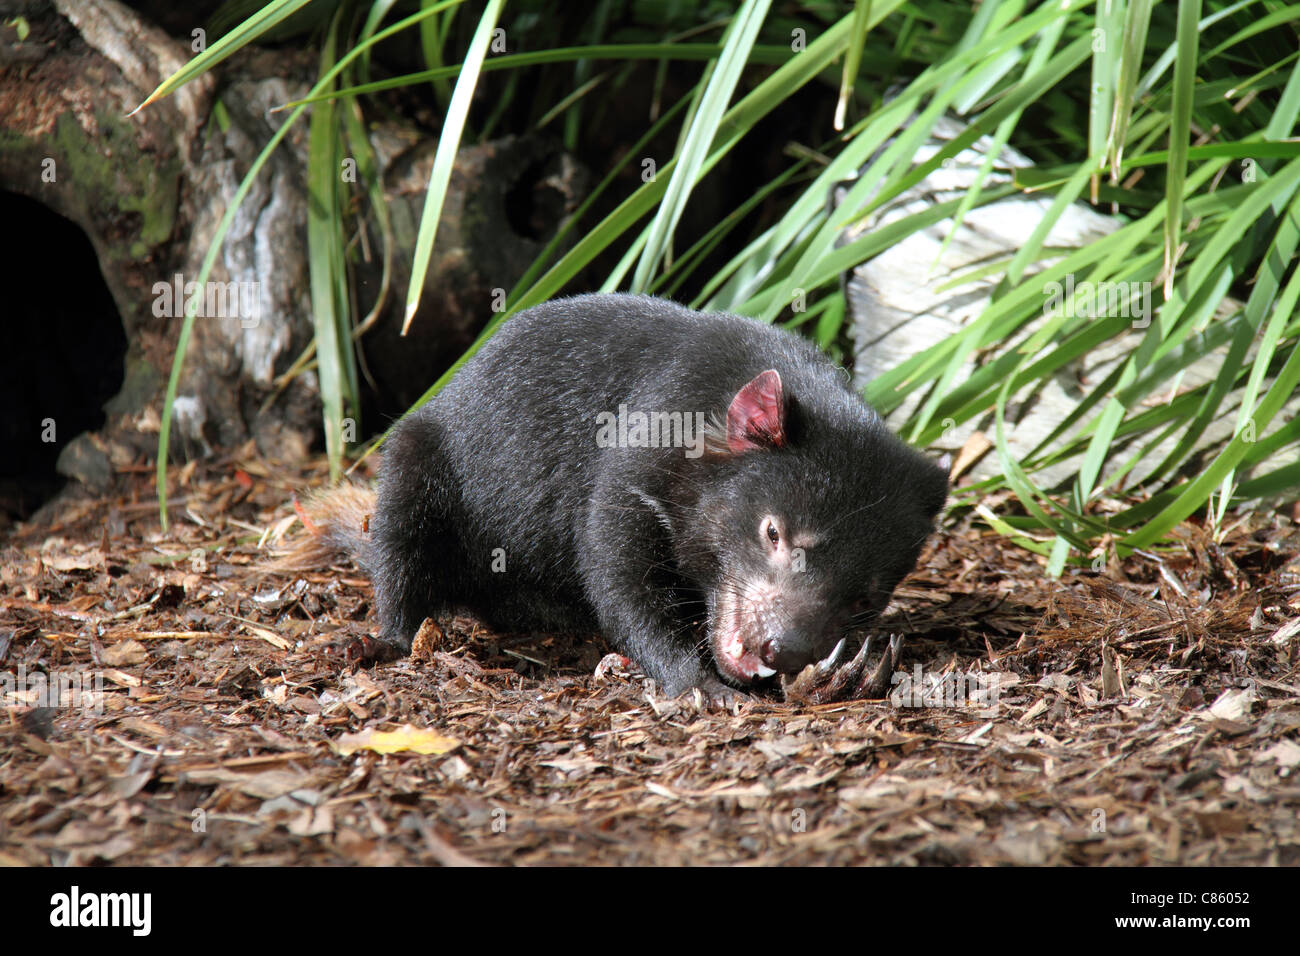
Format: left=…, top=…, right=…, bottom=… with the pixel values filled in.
left=0, top=0, right=585, bottom=503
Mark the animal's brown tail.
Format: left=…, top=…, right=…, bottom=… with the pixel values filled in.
left=270, top=483, right=376, bottom=572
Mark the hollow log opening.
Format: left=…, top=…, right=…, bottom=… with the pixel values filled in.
left=0, top=191, right=126, bottom=521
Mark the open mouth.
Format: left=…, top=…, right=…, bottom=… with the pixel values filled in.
left=711, top=625, right=777, bottom=684
left=708, top=581, right=781, bottom=684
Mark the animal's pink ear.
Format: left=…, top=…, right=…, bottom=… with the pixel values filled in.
left=726, top=369, right=786, bottom=453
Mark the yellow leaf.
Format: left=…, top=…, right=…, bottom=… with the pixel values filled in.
left=336, top=724, right=459, bottom=756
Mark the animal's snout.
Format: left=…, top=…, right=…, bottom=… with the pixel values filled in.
left=760, top=632, right=817, bottom=673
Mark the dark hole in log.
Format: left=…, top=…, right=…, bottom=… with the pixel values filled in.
left=0, top=191, right=126, bottom=521
left=503, top=159, right=566, bottom=241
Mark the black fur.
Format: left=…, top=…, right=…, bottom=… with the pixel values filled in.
left=367, top=293, right=948, bottom=696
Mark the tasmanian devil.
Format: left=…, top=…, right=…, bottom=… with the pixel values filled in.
left=292, top=293, right=948, bottom=699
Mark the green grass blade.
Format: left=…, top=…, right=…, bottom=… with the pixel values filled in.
left=834, top=0, right=872, bottom=130
left=402, top=0, right=506, bottom=331
left=279, top=43, right=802, bottom=109
left=132, top=0, right=314, bottom=113
left=1162, top=0, right=1201, bottom=298
left=1089, top=0, right=1123, bottom=192
left=630, top=0, right=772, bottom=292
left=306, top=15, right=350, bottom=482
left=1108, top=0, right=1154, bottom=179
left=1122, top=321, right=1300, bottom=547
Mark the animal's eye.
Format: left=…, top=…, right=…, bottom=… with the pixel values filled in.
left=762, top=517, right=780, bottom=547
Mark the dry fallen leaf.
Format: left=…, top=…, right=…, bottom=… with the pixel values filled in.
left=1259, top=739, right=1300, bottom=772
left=103, top=639, right=148, bottom=667
left=39, top=538, right=105, bottom=572
left=243, top=624, right=291, bottom=649
left=288, top=806, right=334, bottom=837
left=949, top=430, right=993, bottom=480
left=336, top=724, right=460, bottom=756
left=1205, top=687, right=1255, bottom=723
left=410, top=618, right=446, bottom=660
left=182, top=768, right=310, bottom=799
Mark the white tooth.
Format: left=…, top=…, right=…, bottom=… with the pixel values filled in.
left=822, top=638, right=846, bottom=668
left=755, top=664, right=776, bottom=678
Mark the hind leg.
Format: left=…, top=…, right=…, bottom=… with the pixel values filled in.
left=363, top=411, right=466, bottom=660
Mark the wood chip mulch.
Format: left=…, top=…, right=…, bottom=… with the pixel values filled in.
left=2, top=452, right=1298, bottom=866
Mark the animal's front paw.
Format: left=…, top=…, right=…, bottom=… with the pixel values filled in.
left=694, top=674, right=748, bottom=707
left=780, top=633, right=905, bottom=705
left=656, top=666, right=748, bottom=707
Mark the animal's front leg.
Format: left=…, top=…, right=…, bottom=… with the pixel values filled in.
left=576, top=486, right=737, bottom=700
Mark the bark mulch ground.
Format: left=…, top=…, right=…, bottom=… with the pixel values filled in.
left=2, top=451, right=1299, bottom=866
